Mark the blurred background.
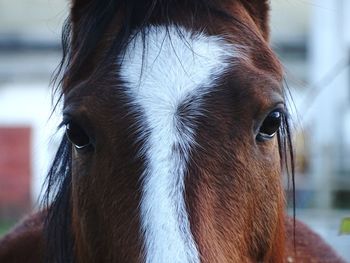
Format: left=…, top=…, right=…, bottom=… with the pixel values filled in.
left=0, top=0, right=349, bottom=260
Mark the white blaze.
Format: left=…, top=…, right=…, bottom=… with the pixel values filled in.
left=119, top=26, right=237, bottom=263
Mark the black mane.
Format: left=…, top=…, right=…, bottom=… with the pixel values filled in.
left=43, top=1, right=295, bottom=262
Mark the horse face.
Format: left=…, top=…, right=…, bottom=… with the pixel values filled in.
left=62, top=1, right=287, bottom=262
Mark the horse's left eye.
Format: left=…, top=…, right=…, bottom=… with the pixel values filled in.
left=65, top=121, right=91, bottom=150
left=257, top=110, right=283, bottom=141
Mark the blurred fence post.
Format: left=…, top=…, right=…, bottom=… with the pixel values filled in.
left=344, top=1, right=350, bottom=47
left=309, top=0, right=350, bottom=208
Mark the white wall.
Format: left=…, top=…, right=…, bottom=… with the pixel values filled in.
left=270, top=0, right=310, bottom=44
left=0, top=0, right=67, bottom=41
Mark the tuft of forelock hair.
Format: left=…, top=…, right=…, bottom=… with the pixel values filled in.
left=42, top=137, right=74, bottom=263
left=45, top=0, right=295, bottom=262
left=52, top=0, right=244, bottom=95
left=280, top=81, right=296, bottom=241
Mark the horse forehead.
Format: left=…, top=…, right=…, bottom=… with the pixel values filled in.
left=117, top=26, right=241, bottom=262
left=119, top=26, right=241, bottom=101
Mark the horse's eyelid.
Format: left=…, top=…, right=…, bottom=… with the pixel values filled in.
left=274, top=106, right=288, bottom=118
left=281, top=109, right=290, bottom=120
left=58, top=122, right=67, bottom=130
left=58, top=116, right=72, bottom=129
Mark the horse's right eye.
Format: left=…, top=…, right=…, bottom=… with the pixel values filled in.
left=65, top=121, right=91, bottom=150
left=256, top=110, right=283, bottom=141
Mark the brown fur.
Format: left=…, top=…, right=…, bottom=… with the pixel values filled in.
left=0, top=1, right=345, bottom=262
left=0, top=213, right=343, bottom=262
left=0, top=211, right=45, bottom=262
left=285, top=217, right=345, bottom=263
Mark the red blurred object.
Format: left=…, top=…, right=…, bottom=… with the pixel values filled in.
left=0, top=127, right=31, bottom=219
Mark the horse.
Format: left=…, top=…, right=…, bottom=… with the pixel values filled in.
left=0, top=0, right=345, bottom=262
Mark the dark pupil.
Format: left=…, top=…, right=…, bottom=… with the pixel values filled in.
left=66, top=122, right=90, bottom=148
left=260, top=111, right=282, bottom=136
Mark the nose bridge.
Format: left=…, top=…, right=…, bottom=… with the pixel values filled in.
left=117, top=23, right=239, bottom=263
